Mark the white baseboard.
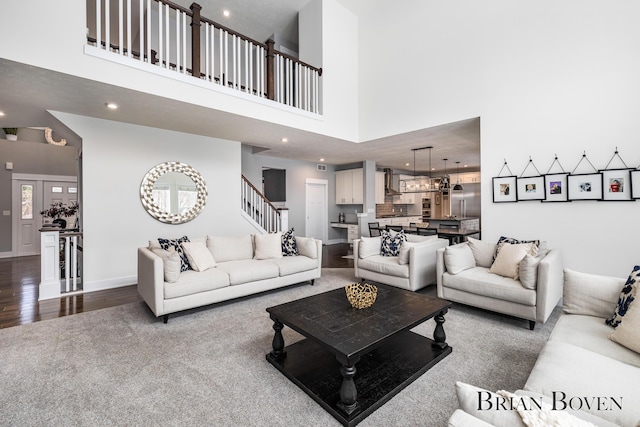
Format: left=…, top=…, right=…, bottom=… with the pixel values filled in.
left=83, top=275, right=137, bottom=293
left=0, top=251, right=14, bottom=258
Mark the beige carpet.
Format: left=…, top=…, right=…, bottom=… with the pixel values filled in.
left=0, top=268, right=560, bottom=426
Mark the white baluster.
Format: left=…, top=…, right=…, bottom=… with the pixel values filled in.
left=64, top=236, right=70, bottom=292
left=296, top=62, right=300, bottom=108
left=182, top=11, right=187, bottom=73
left=118, top=0, right=123, bottom=53
left=244, top=39, right=249, bottom=92
left=314, top=70, right=319, bottom=113
left=96, top=0, right=102, bottom=48
left=139, top=0, right=143, bottom=59
left=126, top=0, right=131, bottom=56
left=176, top=9, right=181, bottom=71
left=205, top=23, right=210, bottom=79
left=157, top=1, right=162, bottom=66
left=146, top=0, right=151, bottom=63
left=164, top=4, right=169, bottom=68
left=105, top=0, right=110, bottom=51
left=72, top=235, right=78, bottom=291
left=223, top=30, right=228, bottom=86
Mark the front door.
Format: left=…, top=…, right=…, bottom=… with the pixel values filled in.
left=43, top=181, right=78, bottom=228
left=16, top=180, right=38, bottom=256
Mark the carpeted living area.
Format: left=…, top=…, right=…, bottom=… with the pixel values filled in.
left=0, top=268, right=560, bottom=426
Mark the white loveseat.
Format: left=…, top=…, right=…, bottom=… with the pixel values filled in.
left=353, top=234, right=449, bottom=291
left=436, top=239, right=563, bottom=330
left=137, top=234, right=322, bottom=323
left=448, top=269, right=640, bottom=427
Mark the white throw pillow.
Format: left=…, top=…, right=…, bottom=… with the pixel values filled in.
left=150, top=247, right=181, bottom=283
left=444, top=243, right=476, bottom=275
left=359, top=237, right=381, bottom=259
left=455, top=382, right=526, bottom=427
left=405, top=234, right=437, bottom=243
left=467, top=237, right=497, bottom=268
left=296, top=236, right=318, bottom=259
left=496, top=390, right=597, bottom=427
left=610, top=292, right=640, bottom=353
left=207, top=235, right=254, bottom=262
left=181, top=241, right=217, bottom=272
left=519, top=254, right=541, bottom=290
left=489, top=243, right=534, bottom=279
left=398, top=242, right=417, bottom=265
left=254, top=232, right=284, bottom=260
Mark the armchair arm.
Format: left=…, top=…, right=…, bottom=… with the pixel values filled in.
left=408, top=238, right=449, bottom=291
left=137, top=247, right=165, bottom=317
left=353, top=239, right=361, bottom=277
left=436, top=247, right=447, bottom=298
left=535, top=248, right=564, bottom=323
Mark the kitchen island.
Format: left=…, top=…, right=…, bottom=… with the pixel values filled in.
left=427, top=217, right=479, bottom=230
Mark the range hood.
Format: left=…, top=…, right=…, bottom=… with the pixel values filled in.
left=384, top=169, right=402, bottom=195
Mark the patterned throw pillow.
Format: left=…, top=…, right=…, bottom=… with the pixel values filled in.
left=158, top=236, right=191, bottom=272
left=281, top=228, right=298, bottom=256
left=380, top=230, right=407, bottom=257
left=606, top=265, right=640, bottom=328
left=494, top=236, right=540, bottom=260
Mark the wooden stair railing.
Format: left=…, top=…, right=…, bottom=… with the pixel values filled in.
left=241, top=175, right=287, bottom=233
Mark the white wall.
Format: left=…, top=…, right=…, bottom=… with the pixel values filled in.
left=52, top=112, right=255, bottom=291
left=354, top=0, right=640, bottom=276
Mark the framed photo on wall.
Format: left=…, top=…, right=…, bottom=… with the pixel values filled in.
left=517, top=176, right=545, bottom=201
left=632, top=170, right=640, bottom=199
left=543, top=173, right=569, bottom=202
left=492, top=176, right=517, bottom=203
left=601, top=169, right=633, bottom=201
left=568, top=173, right=603, bottom=201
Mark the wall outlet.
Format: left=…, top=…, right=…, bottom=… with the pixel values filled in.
left=2, top=210, right=10, bottom=216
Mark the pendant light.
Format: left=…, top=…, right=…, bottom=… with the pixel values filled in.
left=453, top=161, right=464, bottom=191
left=440, top=158, right=450, bottom=190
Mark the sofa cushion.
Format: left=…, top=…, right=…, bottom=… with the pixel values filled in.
left=281, top=228, right=299, bottom=256
left=606, top=265, right=640, bottom=327
left=254, top=232, right=284, bottom=260
left=443, top=267, right=537, bottom=306
left=267, top=256, right=318, bottom=276
left=358, top=255, right=410, bottom=278
left=151, top=247, right=181, bottom=283
left=296, top=236, right=318, bottom=259
left=163, top=268, right=230, bottom=299
left=610, top=292, right=640, bottom=354
left=563, top=269, right=623, bottom=318
left=406, top=234, right=438, bottom=243
left=216, top=260, right=279, bottom=285
left=181, top=241, right=217, bottom=272
left=359, top=236, right=382, bottom=259
left=489, top=243, right=534, bottom=279
left=158, top=236, right=191, bottom=271
left=444, top=243, right=476, bottom=274
left=207, top=235, right=254, bottom=262
left=380, top=230, right=406, bottom=256
left=524, top=340, right=640, bottom=427
left=549, top=314, right=640, bottom=367
left=466, top=237, right=497, bottom=268
left=518, top=254, right=540, bottom=290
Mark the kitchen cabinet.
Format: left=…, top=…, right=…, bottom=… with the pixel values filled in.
left=375, top=171, right=385, bottom=204
left=347, top=224, right=359, bottom=243
left=457, top=172, right=481, bottom=184
left=375, top=216, right=422, bottom=228
left=336, top=168, right=363, bottom=204
left=392, top=192, right=417, bottom=204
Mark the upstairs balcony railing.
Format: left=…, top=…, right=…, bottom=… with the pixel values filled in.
left=87, top=0, right=322, bottom=113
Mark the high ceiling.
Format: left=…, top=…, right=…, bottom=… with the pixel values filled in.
left=0, top=0, right=480, bottom=174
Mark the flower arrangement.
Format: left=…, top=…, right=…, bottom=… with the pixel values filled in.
left=3, top=127, right=18, bottom=135
left=40, top=201, right=79, bottom=220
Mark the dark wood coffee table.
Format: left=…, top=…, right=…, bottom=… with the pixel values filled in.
left=265, top=284, right=452, bottom=427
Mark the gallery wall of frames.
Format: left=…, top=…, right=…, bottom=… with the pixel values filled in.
left=492, top=149, right=640, bottom=203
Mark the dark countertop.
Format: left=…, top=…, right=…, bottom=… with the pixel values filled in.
left=428, top=217, right=479, bottom=221
left=330, top=221, right=358, bottom=225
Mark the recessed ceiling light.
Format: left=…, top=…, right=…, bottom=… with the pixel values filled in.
left=223, top=9, right=230, bottom=17
left=405, top=163, right=410, bottom=166
left=281, top=137, right=288, bottom=143
left=0, top=111, right=5, bottom=116
left=320, top=158, right=325, bottom=162
left=464, top=164, right=468, bottom=167
left=106, top=103, right=118, bottom=109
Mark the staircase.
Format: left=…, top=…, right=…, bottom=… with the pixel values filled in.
left=241, top=175, right=288, bottom=233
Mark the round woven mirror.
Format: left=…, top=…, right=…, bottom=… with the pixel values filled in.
left=140, top=162, right=207, bottom=224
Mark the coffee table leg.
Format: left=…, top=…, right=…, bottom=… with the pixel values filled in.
left=336, top=364, right=359, bottom=416
left=270, top=319, right=286, bottom=360
left=432, top=309, right=448, bottom=349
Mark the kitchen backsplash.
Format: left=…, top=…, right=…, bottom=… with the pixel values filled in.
left=376, top=195, right=411, bottom=217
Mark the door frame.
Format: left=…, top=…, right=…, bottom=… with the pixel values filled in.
left=11, top=173, right=77, bottom=257
left=305, top=178, right=328, bottom=242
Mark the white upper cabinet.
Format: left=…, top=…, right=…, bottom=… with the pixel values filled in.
left=336, top=168, right=363, bottom=204
left=375, top=171, right=385, bottom=204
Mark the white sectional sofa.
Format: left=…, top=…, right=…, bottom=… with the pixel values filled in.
left=449, top=269, right=640, bottom=427
left=436, top=239, right=563, bottom=329
left=353, top=234, right=449, bottom=291
left=138, top=233, right=322, bottom=323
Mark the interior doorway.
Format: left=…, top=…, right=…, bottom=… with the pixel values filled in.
left=305, top=179, right=328, bottom=241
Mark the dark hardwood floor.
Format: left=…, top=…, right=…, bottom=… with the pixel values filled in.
left=0, top=243, right=352, bottom=329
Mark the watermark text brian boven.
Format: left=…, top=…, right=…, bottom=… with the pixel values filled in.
left=477, top=391, right=623, bottom=412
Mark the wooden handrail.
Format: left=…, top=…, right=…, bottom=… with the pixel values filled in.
left=241, top=175, right=280, bottom=212
left=158, top=0, right=193, bottom=16
left=273, top=49, right=323, bottom=75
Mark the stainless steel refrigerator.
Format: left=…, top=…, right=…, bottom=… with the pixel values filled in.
left=450, top=183, right=481, bottom=218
